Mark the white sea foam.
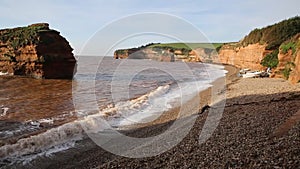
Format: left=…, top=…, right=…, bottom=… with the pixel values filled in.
left=0, top=107, right=9, bottom=117
left=88, top=78, right=214, bottom=127
left=26, top=112, right=74, bottom=128
left=104, top=85, right=172, bottom=126
left=0, top=123, right=39, bottom=140
left=0, top=85, right=182, bottom=161
left=37, top=118, right=54, bottom=124
left=6, top=140, right=77, bottom=166
left=0, top=121, right=84, bottom=159
left=0, top=72, right=13, bottom=76
left=0, top=72, right=8, bottom=76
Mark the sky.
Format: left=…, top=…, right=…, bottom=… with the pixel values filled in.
left=0, top=0, right=299, bottom=56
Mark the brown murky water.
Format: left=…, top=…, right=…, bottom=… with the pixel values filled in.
left=0, top=76, right=74, bottom=122
left=0, top=76, right=76, bottom=144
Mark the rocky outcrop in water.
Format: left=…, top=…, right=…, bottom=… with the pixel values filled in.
left=0, top=23, right=76, bottom=79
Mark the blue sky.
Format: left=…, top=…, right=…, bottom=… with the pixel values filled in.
left=1, top=0, right=299, bottom=55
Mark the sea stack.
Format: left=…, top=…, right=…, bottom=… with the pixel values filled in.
left=0, top=23, right=76, bottom=79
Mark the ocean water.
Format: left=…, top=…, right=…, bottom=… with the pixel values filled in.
left=0, top=56, right=226, bottom=166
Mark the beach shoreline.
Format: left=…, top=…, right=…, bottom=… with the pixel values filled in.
left=9, top=64, right=300, bottom=169
left=94, top=66, right=300, bottom=168
left=117, top=64, right=240, bottom=130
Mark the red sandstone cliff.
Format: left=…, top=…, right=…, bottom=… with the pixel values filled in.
left=0, top=23, right=76, bottom=79
left=272, top=50, right=294, bottom=79
left=194, top=48, right=220, bottom=63
left=289, top=50, right=300, bottom=83
left=218, top=43, right=271, bottom=70
left=272, top=34, right=300, bottom=83
left=113, top=16, right=300, bottom=83
left=218, top=39, right=300, bottom=83
left=217, top=16, right=300, bottom=83
left=114, top=47, right=201, bottom=62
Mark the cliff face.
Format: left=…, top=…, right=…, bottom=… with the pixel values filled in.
left=114, top=16, right=300, bottom=83
left=0, top=23, right=76, bottom=79
left=114, top=47, right=201, bottom=62
left=218, top=43, right=271, bottom=70
left=217, top=16, right=300, bottom=83
left=272, top=50, right=294, bottom=79
left=289, top=50, right=300, bottom=83
left=272, top=34, right=300, bottom=83
left=218, top=37, right=300, bottom=83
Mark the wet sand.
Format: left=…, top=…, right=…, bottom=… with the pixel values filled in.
left=12, top=65, right=300, bottom=169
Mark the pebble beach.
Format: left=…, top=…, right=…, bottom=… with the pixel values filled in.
left=16, top=65, right=300, bottom=169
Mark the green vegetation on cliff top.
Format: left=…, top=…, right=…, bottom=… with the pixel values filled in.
left=0, top=23, right=57, bottom=61
left=115, top=42, right=223, bottom=54
left=242, top=16, right=300, bottom=50
left=280, top=34, right=300, bottom=79
left=279, top=33, right=300, bottom=54
left=149, top=43, right=223, bottom=50
left=0, top=23, right=51, bottom=50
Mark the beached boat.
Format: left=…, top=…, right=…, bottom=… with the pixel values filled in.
left=242, top=71, right=262, bottom=78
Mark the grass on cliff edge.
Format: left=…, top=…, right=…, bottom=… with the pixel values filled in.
left=241, top=16, right=300, bottom=50
left=149, top=43, right=223, bottom=50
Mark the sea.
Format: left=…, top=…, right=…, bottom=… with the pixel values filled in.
left=0, top=56, right=227, bottom=167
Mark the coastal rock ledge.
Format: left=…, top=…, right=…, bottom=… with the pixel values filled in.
left=0, top=23, right=76, bottom=79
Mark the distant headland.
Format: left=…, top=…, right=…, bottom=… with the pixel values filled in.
left=114, top=16, right=300, bottom=84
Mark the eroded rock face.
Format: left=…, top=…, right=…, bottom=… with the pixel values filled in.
left=272, top=50, right=294, bottom=79
left=194, top=48, right=219, bottom=63
left=289, top=51, right=300, bottom=83
left=271, top=34, right=300, bottom=83
left=287, top=35, right=300, bottom=84
left=128, top=48, right=175, bottom=62
left=0, top=23, right=76, bottom=79
left=218, top=43, right=271, bottom=70
left=114, top=47, right=201, bottom=62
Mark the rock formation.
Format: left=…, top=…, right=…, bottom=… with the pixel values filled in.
left=217, top=16, right=300, bottom=83
left=218, top=38, right=300, bottom=84
left=0, top=23, right=76, bottom=79
left=114, top=45, right=201, bottom=62
left=289, top=50, right=300, bottom=83
left=114, top=16, right=300, bottom=83
left=272, top=34, right=300, bottom=83
left=218, top=43, right=271, bottom=70
left=193, top=48, right=219, bottom=63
